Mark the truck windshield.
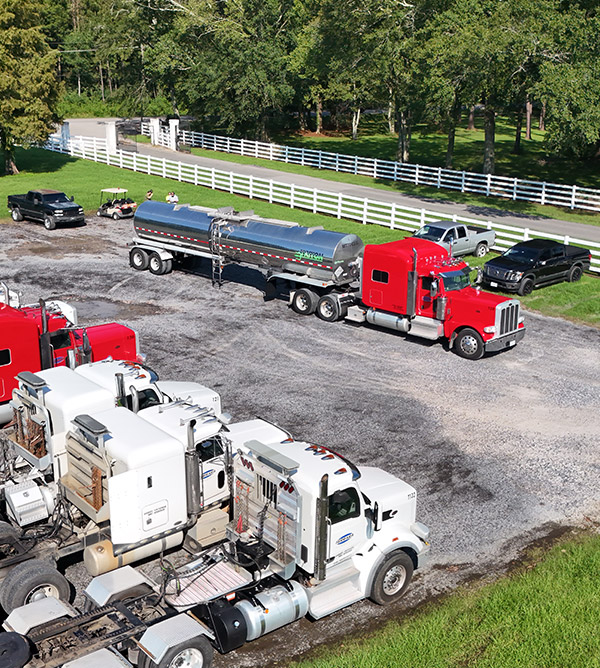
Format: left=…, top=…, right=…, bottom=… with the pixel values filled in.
left=42, top=193, right=70, bottom=204
left=414, top=225, right=445, bottom=241
left=502, top=246, right=540, bottom=264
left=440, top=269, right=471, bottom=291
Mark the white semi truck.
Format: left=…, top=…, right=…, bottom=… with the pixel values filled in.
left=0, top=432, right=429, bottom=668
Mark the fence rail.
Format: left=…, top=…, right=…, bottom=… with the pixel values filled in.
left=46, top=134, right=600, bottom=274
left=140, top=123, right=600, bottom=214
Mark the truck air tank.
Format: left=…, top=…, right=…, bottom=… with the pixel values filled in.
left=133, top=201, right=364, bottom=285
left=234, top=581, right=309, bottom=641
left=83, top=533, right=183, bottom=576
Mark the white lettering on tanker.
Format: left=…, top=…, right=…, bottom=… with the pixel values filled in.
left=143, top=499, right=169, bottom=531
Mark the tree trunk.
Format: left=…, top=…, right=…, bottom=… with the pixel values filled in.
left=107, top=61, right=113, bottom=94
left=1, top=134, right=19, bottom=175
left=445, top=96, right=461, bottom=169
left=99, top=63, right=105, bottom=101
left=539, top=101, right=546, bottom=131
left=298, top=103, right=307, bottom=131
left=387, top=89, right=395, bottom=134
left=512, top=107, right=523, bottom=154
left=482, top=107, right=495, bottom=174
left=77, top=72, right=81, bottom=96
left=525, top=98, right=532, bottom=140
left=315, top=96, right=322, bottom=134
left=467, top=105, right=475, bottom=130
left=351, top=108, right=361, bottom=140
left=396, top=109, right=411, bottom=163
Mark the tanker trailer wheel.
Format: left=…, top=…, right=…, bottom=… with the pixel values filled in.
left=0, top=559, right=71, bottom=614
left=369, top=551, right=414, bottom=605
left=149, top=252, right=172, bottom=275
left=130, top=247, right=150, bottom=271
left=292, top=288, right=318, bottom=315
left=316, top=294, right=344, bottom=322
left=454, top=327, right=484, bottom=360
left=138, top=635, right=213, bottom=668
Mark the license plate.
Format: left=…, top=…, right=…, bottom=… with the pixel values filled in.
left=508, top=340, right=516, bottom=347
left=490, top=281, right=498, bottom=287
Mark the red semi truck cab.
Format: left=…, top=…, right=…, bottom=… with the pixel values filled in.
left=360, top=239, right=525, bottom=359
left=0, top=297, right=140, bottom=421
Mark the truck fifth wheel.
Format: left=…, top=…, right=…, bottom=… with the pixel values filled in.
left=1, top=432, right=429, bottom=668
left=129, top=202, right=525, bottom=360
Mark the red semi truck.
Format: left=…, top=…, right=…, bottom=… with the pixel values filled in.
left=0, top=285, right=141, bottom=422
left=130, top=202, right=525, bottom=360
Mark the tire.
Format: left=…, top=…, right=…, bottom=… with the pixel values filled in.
left=162, top=258, right=173, bottom=274
left=291, top=288, right=318, bottom=315
left=517, top=278, right=534, bottom=296
left=316, top=294, right=341, bottom=322
left=0, top=632, right=30, bottom=668
left=138, top=636, right=213, bottom=668
left=370, top=551, right=414, bottom=605
left=97, top=209, right=102, bottom=216
left=112, top=212, right=119, bottom=220
left=149, top=252, right=166, bottom=275
left=43, top=216, right=56, bottom=230
left=11, top=208, right=23, bottom=222
left=568, top=265, right=583, bottom=282
left=0, top=559, right=71, bottom=614
left=0, top=520, right=19, bottom=545
left=130, top=247, right=149, bottom=271
left=474, top=242, right=488, bottom=258
left=454, top=327, right=484, bottom=360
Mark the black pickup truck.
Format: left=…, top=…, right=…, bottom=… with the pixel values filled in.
left=482, top=239, right=591, bottom=295
left=7, top=189, right=85, bottom=230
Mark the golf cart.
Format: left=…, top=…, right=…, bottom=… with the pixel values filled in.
left=97, top=188, right=137, bottom=219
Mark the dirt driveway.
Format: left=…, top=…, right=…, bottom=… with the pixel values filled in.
left=1, top=216, right=599, bottom=666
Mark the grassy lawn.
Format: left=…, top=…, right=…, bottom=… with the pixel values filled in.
left=1, top=147, right=598, bottom=327
left=293, top=531, right=600, bottom=668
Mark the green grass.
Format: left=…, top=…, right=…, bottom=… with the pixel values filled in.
left=1, top=147, right=598, bottom=327
left=293, top=532, right=600, bottom=668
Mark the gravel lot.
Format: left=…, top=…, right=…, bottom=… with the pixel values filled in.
left=1, top=216, right=599, bottom=666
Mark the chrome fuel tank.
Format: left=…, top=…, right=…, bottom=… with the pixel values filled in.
left=133, top=201, right=363, bottom=284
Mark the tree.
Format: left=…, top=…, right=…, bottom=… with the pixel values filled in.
left=0, top=0, right=61, bottom=174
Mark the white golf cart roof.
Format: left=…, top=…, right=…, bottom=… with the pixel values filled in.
left=101, top=188, right=128, bottom=194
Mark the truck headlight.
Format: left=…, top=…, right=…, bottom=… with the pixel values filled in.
left=508, top=271, right=523, bottom=281
left=55, top=209, right=63, bottom=214
left=483, top=326, right=496, bottom=333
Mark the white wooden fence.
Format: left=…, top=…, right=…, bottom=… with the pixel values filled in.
left=140, top=123, right=600, bottom=214
left=45, top=134, right=600, bottom=273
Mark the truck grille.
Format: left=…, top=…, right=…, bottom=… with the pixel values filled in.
left=497, top=301, right=520, bottom=335
left=486, top=266, right=508, bottom=280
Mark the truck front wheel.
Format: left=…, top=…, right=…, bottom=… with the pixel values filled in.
left=43, top=216, right=56, bottom=230
left=139, top=636, right=213, bottom=668
left=0, top=559, right=71, bottom=613
left=11, top=208, right=23, bottom=222
left=291, top=288, right=318, bottom=315
left=130, top=247, right=150, bottom=271
left=370, top=551, right=414, bottom=605
left=517, top=277, right=534, bottom=296
left=454, top=328, right=484, bottom=360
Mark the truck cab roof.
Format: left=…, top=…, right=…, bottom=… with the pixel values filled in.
left=138, top=401, right=223, bottom=444
left=75, top=359, right=158, bottom=392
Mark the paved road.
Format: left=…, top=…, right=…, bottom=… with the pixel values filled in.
left=2, top=213, right=599, bottom=666
left=65, top=118, right=600, bottom=245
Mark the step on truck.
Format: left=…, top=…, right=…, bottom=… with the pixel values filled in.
left=0, top=393, right=287, bottom=613
left=0, top=284, right=141, bottom=423
left=0, top=431, right=429, bottom=668
left=128, top=202, right=525, bottom=360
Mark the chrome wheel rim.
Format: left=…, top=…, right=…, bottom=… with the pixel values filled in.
left=169, top=648, right=205, bottom=668
left=296, top=294, right=310, bottom=312
left=382, top=565, right=406, bottom=596
left=25, top=583, right=60, bottom=604
left=459, top=335, right=479, bottom=356
left=320, top=301, right=335, bottom=318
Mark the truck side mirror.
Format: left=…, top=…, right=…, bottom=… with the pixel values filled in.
left=430, top=279, right=438, bottom=298
left=70, top=195, right=74, bottom=202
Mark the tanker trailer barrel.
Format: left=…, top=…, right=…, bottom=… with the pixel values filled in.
left=133, top=201, right=364, bottom=284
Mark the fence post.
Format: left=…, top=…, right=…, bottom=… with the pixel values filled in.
left=571, top=186, right=576, bottom=209
left=269, top=180, right=273, bottom=203
left=564, top=235, right=570, bottom=246
left=285, top=145, right=289, bottom=164
left=354, top=155, right=358, bottom=175
left=178, top=161, right=182, bottom=182
left=290, top=183, right=295, bottom=209
left=513, top=178, right=518, bottom=200
left=336, top=153, right=340, bottom=173
left=229, top=172, right=234, bottom=194
left=523, top=228, right=530, bottom=240
left=318, top=151, right=322, bottom=170
left=211, top=168, right=215, bottom=190
left=420, top=209, right=425, bottom=225
left=162, top=158, right=166, bottom=178
left=394, top=162, right=398, bottom=182
left=132, top=153, right=137, bottom=172
left=249, top=175, right=253, bottom=199
left=337, top=193, right=343, bottom=219
left=313, top=189, right=317, bottom=214
left=363, top=199, right=368, bottom=224
left=390, top=202, right=396, bottom=230
left=541, top=182, right=546, bottom=205
left=461, top=171, right=466, bottom=192
left=373, top=158, right=377, bottom=179
left=414, top=164, right=419, bottom=185
left=486, top=174, right=491, bottom=196
left=301, top=148, right=305, bottom=167
left=270, top=144, right=273, bottom=162
left=194, top=164, right=199, bottom=186
left=93, top=137, right=98, bottom=162
left=437, top=167, right=442, bottom=189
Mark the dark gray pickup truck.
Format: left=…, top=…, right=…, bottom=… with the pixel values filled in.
left=482, top=239, right=591, bottom=295
left=7, top=189, right=85, bottom=230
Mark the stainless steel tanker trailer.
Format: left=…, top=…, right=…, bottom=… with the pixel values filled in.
left=128, top=202, right=526, bottom=359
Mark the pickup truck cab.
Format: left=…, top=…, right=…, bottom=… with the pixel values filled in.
left=482, top=239, right=591, bottom=295
left=413, top=220, right=495, bottom=257
left=7, top=189, right=85, bottom=230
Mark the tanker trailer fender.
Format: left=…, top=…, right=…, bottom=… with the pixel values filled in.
left=137, top=613, right=215, bottom=667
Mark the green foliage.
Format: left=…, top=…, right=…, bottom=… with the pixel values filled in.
left=293, top=533, right=600, bottom=668
left=58, top=92, right=173, bottom=118
left=0, top=0, right=61, bottom=173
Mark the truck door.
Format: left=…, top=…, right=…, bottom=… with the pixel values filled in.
left=327, top=486, right=367, bottom=563
left=545, top=245, right=569, bottom=278
left=25, top=192, right=41, bottom=220
left=48, top=330, right=75, bottom=367
left=417, top=276, right=436, bottom=319
left=196, top=435, right=228, bottom=507
left=452, top=226, right=469, bottom=255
